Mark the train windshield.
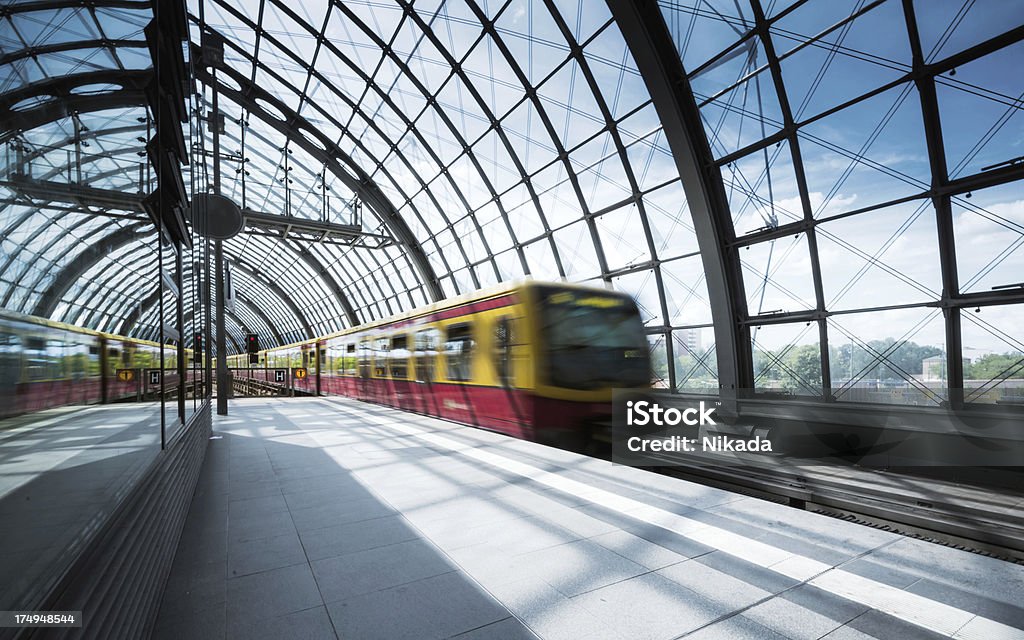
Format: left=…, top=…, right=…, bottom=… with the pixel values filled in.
left=538, top=288, right=649, bottom=390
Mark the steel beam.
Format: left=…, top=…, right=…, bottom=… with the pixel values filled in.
left=0, top=39, right=147, bottom=67
left=1, top=0, right=148, bottom=15
left=903, top=0, right=963, bottom=409
left=0, top=91, right=147, bottom=144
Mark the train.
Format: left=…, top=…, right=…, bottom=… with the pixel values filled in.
left=229, top=281, right=652, bottom=447
left=0, top=309, right=190, bottom=420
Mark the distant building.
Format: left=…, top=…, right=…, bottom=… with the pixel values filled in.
left=922, top=355, right=945, bottom=381
left=677, top=328, right=702, bottom=356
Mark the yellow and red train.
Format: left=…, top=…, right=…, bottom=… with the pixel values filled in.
left=0, top=309, right=189, bottom=419
left=230, top=281, right=651, bottom=445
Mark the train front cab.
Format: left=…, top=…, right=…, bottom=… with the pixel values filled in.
left=522, top=283, right=651, bottom=447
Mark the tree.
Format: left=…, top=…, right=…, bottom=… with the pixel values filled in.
left=830, top=339, right=942, bottom=382
left=965, top=353, right=1024, bottom=381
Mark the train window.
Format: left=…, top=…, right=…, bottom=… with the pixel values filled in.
left=374, top=338, right=389, bottom=377
left=414, top=328, right=440, bottom=383
left=445, top=324, right=474, bottom=382
left=344, top=343, right=356, bottom=376
left=493, top=317, right=513, bottom=386
left=390, top=335, right=409, bottom=379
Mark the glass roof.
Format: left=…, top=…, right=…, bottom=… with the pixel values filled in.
left=1, top=0, right=1021, bottom=404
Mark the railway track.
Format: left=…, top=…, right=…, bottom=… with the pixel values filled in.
left=646, top=453, right=1024, bottom=564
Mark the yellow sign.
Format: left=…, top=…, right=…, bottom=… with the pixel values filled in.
left=576, top=296, right=624, bottom=308
left=293, top=368, right=308, bottom=380
left=549, top=292, right=624, bottom=308
left=116, top=369, right=135, bottom=382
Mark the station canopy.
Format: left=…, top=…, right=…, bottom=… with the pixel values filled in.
left=1, top=0, right=1022, bottom=402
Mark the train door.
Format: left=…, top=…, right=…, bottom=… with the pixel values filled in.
left=357, top=338, right=371, bottom=400
left=373, top=336, right=389, bottom=404
left=0, top=328, right=20, bottom=419
left=390, top=333, right=410, bottom=410
left=413, top=327, right=440, bottom=415
left=316, top=342, right=325, bottom=396
left=492, top=315, right=528, bottom=431
left=343, top=342, right=356, bottom=396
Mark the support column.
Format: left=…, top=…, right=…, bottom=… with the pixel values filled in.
left=176, top=246, right=186, bottom=422
left=216, top=240, right=228, bottom=415
left=212, top=80, right=228, bottom=415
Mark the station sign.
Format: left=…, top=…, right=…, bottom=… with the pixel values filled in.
left=274, top=369, right=286, bottom=383
left=149, top=370, right=161, bottom=385
left=116, top=369, right=135, bottom=382
left=293, top=368, right=308, bottom=380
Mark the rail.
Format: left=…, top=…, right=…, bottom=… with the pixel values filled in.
left=647, top=451, right=1024, bottom=563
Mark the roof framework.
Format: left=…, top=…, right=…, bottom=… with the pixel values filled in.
left=1, top=0, right=1022, bottom=408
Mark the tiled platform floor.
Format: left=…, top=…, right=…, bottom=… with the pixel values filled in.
left=152, top=398, right=1024, bottom=640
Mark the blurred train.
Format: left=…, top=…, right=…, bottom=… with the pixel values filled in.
left=0, top=309, right=188, bottom=420
left=230, top=281, right=651, bottom=446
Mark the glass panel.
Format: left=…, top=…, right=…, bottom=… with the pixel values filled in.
left=0, top=246, right=164, bottom=619
left=751, top=322, right=822, bottom=397
left=661, top=254, right=712, bottom=327
left=536, top=59, right=605, bottom=151
left=551, top=219, right=601, bottom=281
left=699, top=69, right=784, bottom=160
left=724, top=142, right=801, bottom=236
left=741, top=235, right=817, bottom=314
left=551, top=0, right=611, bottom=45
left=798, top=83, right=930, bottom=218
left=962, top=304, right=1024, bottom=405
left=595, top=203, right=651, bottom=272
left=778, top=0, right=911, bottom=120
left=953, top=182, right=1024, bottom=294
left=658, top=0, right=752, bottom=73
left=913, top=0, right=1013, bottom=63
left=817, top=200, right=941, bottom=311
left=936, top=40, right=1024, bottom=180
left=828, top=308, right=947, bottom=405
left=673, top=327, right=718, bottom=394
left=648, top=332, right=669, bottom=389
left=462, top=34, right=525, bottom=119
left=642, top=180, right=699, bottom=259
left=768, top=0, right=863, bottom=57
left=623, top=130, right=676, bottom=194
left=612, top=268, right=662, bottom=326
left=495, top=0, right=570, bottom=85
left=583, top=23, right=649, bottom=120
left=500, top=99, right=557, bottom=175
left=521, top=238, right=560, bottom=278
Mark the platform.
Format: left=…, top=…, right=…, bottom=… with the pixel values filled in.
left=153, top=397, right=1024, bottom=640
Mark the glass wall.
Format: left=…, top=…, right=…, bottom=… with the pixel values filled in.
left=0, top=1, right=210, bottom=615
